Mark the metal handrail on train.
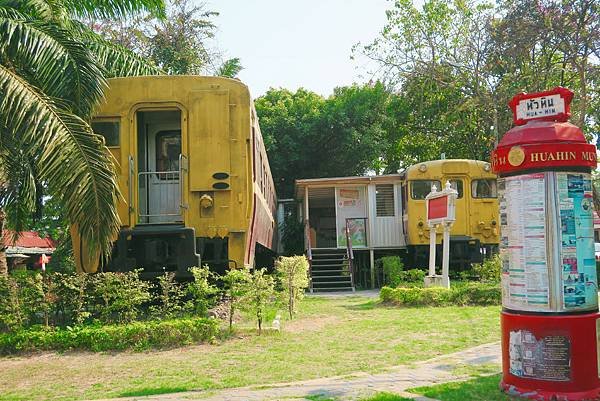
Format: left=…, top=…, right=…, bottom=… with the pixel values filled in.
left=138, top=170, right=182, bottom=221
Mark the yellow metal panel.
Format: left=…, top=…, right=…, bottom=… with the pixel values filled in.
left=188, top=90, right=231, bottom=191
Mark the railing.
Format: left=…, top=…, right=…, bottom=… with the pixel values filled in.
left=138, top=170, right=181, bottom=222
left=344, top=219, right=356, bottom=292
left=304, top=220, right=313, bottom=293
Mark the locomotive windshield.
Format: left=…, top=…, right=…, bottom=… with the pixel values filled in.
left=410, top=180, right=441, bottom=199
left=472, top=179, right=497, bottom=198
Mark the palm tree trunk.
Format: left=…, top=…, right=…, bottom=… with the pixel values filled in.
left=0, top=209, right=7, bottom=275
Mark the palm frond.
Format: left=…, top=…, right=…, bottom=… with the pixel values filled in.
left=73, top=21, right=163, bottom=77
left=0, top=63, right=120, bottom=259
left=217, top=57, right=243, bottom=78
left=0, top=10, right=106, bottom=116
left=61, top=0, right=166, bottom=19
left=0, top=136, right=39, bottom=236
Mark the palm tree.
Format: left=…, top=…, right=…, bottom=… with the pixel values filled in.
left=0, top=0, right=166, bottom=274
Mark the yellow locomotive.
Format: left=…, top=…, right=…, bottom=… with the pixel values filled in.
left=71, top=76, right=276, bottom=278
left=401, top=159, right=499, bottom=269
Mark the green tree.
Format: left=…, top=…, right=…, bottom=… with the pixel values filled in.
left=222, top=267, right=251, bottom=331
left=256, top=83, right=390, bottom=198
left=95, top=0, right=243, bottom=77
left=242, top=268, right=275, bottom=335
left=0, top=0, right=165, bottom=274
left=275, top=255, right=309, bottom=319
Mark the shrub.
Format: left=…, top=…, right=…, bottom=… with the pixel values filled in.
left=0, top=275, right=24, bottom=332
left=0, top=317, right=219, bottom=354
left=380, top=282, right=500, bottom=307
left=186, top=266, right=219, bottom=316
left=222, top=267, right=251, bottom=331
left=379, top=256, right=404, bottom=287
left=472, top=255, right=501, bottom=283
left=88, top=271, right=151, bottom=324
left=242, top=268, right=276, bottom=334
left=398, top=268, right=426, bottom=283
left=150, top=272, right=186, bottom=319
left=275, top=255, right=309, bottom=319
left=53, top=272, right=89, bottom=326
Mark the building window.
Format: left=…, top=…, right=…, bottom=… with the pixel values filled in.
left=92, top=120, right=120, bottom=147
left=472, top=179, right=498, bottom=198
left=411, top=180, right=441, bottom=200
left=376, top=184, right=395, bottom=217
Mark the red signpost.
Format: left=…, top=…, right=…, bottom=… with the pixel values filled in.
left=492, top=87, right=600, bottom=400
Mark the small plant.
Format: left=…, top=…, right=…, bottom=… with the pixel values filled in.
left=222, top=267, right=251, bottom=331
left=472, top=255, right=501, bottom=283
left=54, top=272, right=90, bottom=325
left=398, top=268, right=426, bottom=283
left=151, top=272, right=186, bottom=320
left=242, top=268, right=275, bottom=334
left=0, top=275, right=24, bottom=332
left=379, top=256, right=404, bottom=287
left=186, top=266, right=218, bottom=316
left=275, top=255, right=309, bottom=319
left=89, top=271, right=151, bottom=324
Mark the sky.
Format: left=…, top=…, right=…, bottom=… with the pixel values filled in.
left=205, top=0, right=392, bottom=97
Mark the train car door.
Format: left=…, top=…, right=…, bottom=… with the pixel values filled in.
left=446, top=177, right=468, bottom=236
left=134, top=108, right=185, bottom=224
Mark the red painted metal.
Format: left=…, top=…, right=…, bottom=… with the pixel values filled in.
left=492, top=121, right=596, bottom=174
left=509, top=87, right=573, bottom=126
left=501, top=311, right=600, bottom=400
left=495, top=88, right=599, bottom=400
left=427, top=196, right=448, bottom=221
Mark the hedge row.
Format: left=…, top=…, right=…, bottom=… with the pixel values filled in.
left=0, top=317, right=219, bottom=354
left=380, top=282, right=501, bottom=306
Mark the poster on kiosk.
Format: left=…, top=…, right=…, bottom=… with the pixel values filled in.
left=492, top=87, right=600, bottom=400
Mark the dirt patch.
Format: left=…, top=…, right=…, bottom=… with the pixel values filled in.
left=283, top=315, right=341, bottom=333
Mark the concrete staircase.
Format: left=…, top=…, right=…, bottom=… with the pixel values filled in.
left=310, top=248, right=354, bottom=292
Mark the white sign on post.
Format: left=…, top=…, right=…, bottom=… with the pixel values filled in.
left=515, top=94, right=565, bottom=121
left=424, top=182, right=458, bottom=288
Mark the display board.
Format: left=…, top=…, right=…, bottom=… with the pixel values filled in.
left=556, top=173, right=598, bottom=310
left=335, top=187, right=367, bottom=248
left=499, top=173, right=550, bottom=311
left=499, top=172, right=598, bottom=312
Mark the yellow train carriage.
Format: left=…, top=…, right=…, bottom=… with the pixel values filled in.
left=401, top=159, right=499, bottom=269
left=72, top=76, right=276, bottom=278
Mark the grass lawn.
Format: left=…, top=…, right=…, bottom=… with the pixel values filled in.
left=409, top=374, right=514, bottom=401
left=0, top=295, right=500, bottom=401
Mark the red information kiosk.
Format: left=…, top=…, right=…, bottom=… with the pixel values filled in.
left=492, top=87, right=600, bottom=400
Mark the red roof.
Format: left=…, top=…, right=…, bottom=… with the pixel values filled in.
left=2, top=230, right=56, bottom=249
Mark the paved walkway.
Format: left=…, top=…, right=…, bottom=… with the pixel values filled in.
left=100, top=342, right=501, bottom=401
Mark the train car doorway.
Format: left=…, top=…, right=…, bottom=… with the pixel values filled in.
left=136, top=109, right=183, bottom=224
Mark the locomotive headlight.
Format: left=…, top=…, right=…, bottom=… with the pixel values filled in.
left=418, top=163, right=427, bottom=172
left=200, top=194, right=214, bottom=209
left=418, top=221, right=424, bottom=227
left=483, top=163, right=491, bottom=172
left=491, top=220, right=497, bottom=226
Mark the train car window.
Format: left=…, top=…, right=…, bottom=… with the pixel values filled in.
left=410, top=180, right=441, bottom=200
left=92, top=120, right=119, bottom=147
left=449, top=179, right=464, bottom=199
left=376, top=184, right=395, bottom=217
left=156, top=130, right=181, bottom=177
left=472, top=179, right=498, bottom=198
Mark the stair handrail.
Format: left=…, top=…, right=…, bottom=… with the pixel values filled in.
left=304, top=219, right=313, bottom=292
left=344, top=219, right=355, bottom=291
